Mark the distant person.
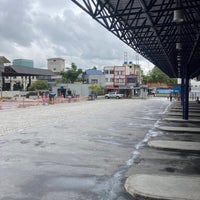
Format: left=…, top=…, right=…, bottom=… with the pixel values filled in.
left=42, top=93, right=46, bottom=105
left=169, top=93, right=172, bottom=102
left=197, top=96, right=199, bottom=103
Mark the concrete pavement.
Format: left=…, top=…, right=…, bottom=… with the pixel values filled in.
left=1, top=98, right=172, bottom=200
left=165, top=112, right=200, bottom=117
left=125, top=174, right=200, bottom=200
left=163, top=117, right=200, bottom=123
left=157, top=126, right=200, bottom=133
left=125, top=100, right=200, bottom=200
left=148, top=140, right=200, bottom=153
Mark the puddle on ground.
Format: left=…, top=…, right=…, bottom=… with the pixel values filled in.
left=46, top=176, right=97, bottom=191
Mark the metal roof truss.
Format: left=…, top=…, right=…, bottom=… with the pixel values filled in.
left=71, top=0, right=200, bottom=78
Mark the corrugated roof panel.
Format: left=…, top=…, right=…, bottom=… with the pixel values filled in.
left=4, top=66, right=55, bottom=76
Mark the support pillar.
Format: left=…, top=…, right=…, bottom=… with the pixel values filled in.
left=27, top=76, right=31, bottom=90
left=181, top=76, right=184, bottom=106
left=182, top=65, right=189, bottom=120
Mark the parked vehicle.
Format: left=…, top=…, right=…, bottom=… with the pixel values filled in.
left=105, top=92, right=123, bottom=99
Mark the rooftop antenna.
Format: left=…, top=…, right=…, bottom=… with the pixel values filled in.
left=124, top=52, right=128, bottom=64
left=135, top=53, right=139, bottom=65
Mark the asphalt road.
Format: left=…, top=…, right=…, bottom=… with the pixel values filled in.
left=0, top=98, right=170, bottom=200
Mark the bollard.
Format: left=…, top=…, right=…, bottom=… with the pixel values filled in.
left=23, top=98, right=25, bottom=107
left=61, top=94, right=64, bottom=103
left=68, top=96, right=71, bottom=103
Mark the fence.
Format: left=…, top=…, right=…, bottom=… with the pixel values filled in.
left=0, top=96, right=88, bottom=110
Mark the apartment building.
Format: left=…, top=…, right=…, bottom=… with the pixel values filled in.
left=113, top=66, right=126, bottom=87
left=104, top=63, right=141, bottom=89
left=104, top=63, right=142, bottom=97
left=104, top=66, right=114, bottom=88
left=47, top=58, right=65, bottom=74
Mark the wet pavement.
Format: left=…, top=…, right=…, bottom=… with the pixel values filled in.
left=1, top=98, right=174, bottom=200
left=125, top=101, right=200, bottom=200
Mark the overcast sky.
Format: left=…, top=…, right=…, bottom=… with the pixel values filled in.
left=0, top=0, right=154, bottom=72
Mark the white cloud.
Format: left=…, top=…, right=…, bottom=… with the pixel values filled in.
left=0, top=0, right=154, bottom=71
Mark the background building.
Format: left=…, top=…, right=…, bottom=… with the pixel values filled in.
left=104, top=66, right=114, bottom=89
left=47, top=58, right=65, bottom=74
left=4, top=59, right=35, bottom=91
left=13, top=59, right=33, bottom=68
left=113, top=66, right=125, bottom=87
left=104, top=62, right=143, bottom=97
left=190, top=78, right=200, bottom=100
left=83, top=69, right=104, bottom=85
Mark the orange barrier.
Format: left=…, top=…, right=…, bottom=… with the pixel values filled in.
left=18, top=99, right=42, bottom=108
left=53, top=96, right=87, bottom=104
left=17, top=96, right=88, bottom=108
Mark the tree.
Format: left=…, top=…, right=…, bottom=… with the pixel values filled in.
left=89, top=84, right=104, bottom=95
left=91, top=66, right=97, bottom=70
left=141, top=70, right=150, bottom=85
left=60, top=62, right=82, bottom=83
left=28, top=80, right=49, bottom=91
left=142, top=66, right=177, bottom=86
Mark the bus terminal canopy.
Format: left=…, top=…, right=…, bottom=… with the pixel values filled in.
left=71, top=0, right=200, bottom=79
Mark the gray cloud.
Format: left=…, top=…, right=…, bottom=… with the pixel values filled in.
left=0, top=0, right=36, bottom=46
left=0, top=0, right=153, bottom=70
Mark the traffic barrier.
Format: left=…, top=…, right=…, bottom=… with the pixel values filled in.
left=53, top=96, right=87, bottom=104
left=18, top=99, right=42, bottom=108
left=11, top=95, right=88, bottom=109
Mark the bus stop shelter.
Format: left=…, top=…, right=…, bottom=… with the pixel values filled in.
left=71, top=0, right=200, bottom=119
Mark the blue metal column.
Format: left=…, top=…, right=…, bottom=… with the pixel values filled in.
left=182, top=65, right=189, bottom=120
left=181, top=76, right=184, bottom=106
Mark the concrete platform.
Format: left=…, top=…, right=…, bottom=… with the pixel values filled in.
left=163, top=117, right=200, bottom=123
left=157, top=126, right=200, bottom=133
left=170, top=109, right=200, bottom=113
left=148, top=140, right=200, bottom=153
left=125, top=174, right=200, bottom=200
left=165, top=112, right=200, bottom=117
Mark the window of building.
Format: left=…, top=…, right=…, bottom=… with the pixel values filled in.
left=91, top=79, right=98, bottom=84
left=110, top=70, right=114, bottom=74
left=105, top=78, right=108, bottom=82
left=110, top=78, right=114, bottom=82
left=119, top=78, right=124, bottom=83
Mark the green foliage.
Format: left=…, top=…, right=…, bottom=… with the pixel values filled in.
left=91, top=66, right=97, bottom=70
left=28, top=80, right=49, bottom=91
left=142, top=66, right=177, bottom=86
left=89, top=84, right=104, bottom=95
left=141, top=70, right=150, bottom=84
left=60, top=62, right=83, bottom=83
